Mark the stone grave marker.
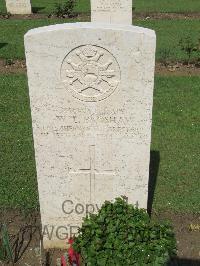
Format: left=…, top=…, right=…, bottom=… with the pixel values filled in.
left=91, top=0, right=132, bottom=25
left=6, top=0, right=32, bottom=15
left=25, top=0, right=156, bottom=249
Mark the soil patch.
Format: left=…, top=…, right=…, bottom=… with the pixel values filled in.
left=152, top=211, right=200, bottom=264
left=0, top=59, right=200, bottom=76
left=0, top=209, right=41, bottom=266
left=0, top=209, right=200, bottom=265
left=134, top=12, right=200, bottom=20
left=0, top=12, right=199, bottom=20
left=156, top=62, right=200, bottom=76
left=0, top=13, right=47, bottom=20
left=0, top=59, right=26, bottom=74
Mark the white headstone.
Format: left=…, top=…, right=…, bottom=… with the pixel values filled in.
left=25, top=23, right=156, bottom=249
left=91, top=0, right=132, bottom=25
left=6, top=0, right=31, bottom=15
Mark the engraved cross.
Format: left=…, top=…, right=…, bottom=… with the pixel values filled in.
left=69, top=145, right=115, bottom=201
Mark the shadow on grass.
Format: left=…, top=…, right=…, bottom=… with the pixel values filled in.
left=0, top=43, right=8, bottom=49
left=148, top=150, right=160, bottom=215
left=167, top=258, right=200, bottom=266
left=32, top=7, right=45, bottom=14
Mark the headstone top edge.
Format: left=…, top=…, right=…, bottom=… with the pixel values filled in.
left=25, top=23, right=156, bottom=39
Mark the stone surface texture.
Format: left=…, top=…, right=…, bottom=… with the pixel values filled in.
left=25, top=22, right=156, bottom=249
left=91, top=0, right=132, bottom=25
left=6, top=0, right=32, bottom=14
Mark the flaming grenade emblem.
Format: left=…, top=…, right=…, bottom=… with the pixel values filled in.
left=61, top=45, right=120, bottom=102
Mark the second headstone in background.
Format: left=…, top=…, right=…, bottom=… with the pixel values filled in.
left=6, top=0, right=32, bottom=15
left=91, top=0, right=132, bottom=25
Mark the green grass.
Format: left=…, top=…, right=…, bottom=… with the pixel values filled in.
left=0, top=75, right=199, bottom=212
left=1, top=0, right=200, bottom=14
left=133, top=0, right=200, bottom=13
left=136, top=19, right=200, bottom=62
left=152, top=76, right=200, bottom=213
left=0, top=18, right=85, bottom=60
left=0, top=74, right=38, bottom=210
left=0, top=19, right=199, bottom=61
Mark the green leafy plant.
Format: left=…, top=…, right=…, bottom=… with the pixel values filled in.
left=73, top=197, right=176, bottom=265
left=0, top=224, right=14, bottom=264
left=179, top=36, right=199, bottom=64
left=54, top=0, right=77, bottom=18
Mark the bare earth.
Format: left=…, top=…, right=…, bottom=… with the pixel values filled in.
left=0, top=210, right=199, bottom=265
left=0, top=12, right=200, bottom=20
left=0, top=59, right=199, bottom=76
